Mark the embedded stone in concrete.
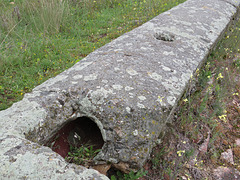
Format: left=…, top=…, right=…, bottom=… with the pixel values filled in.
left=1, top=0, right=240, bottom=178
left=154, top=31, right=175, bottom=41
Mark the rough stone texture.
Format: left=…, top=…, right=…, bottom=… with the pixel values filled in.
left=221, top=149, right=234, bottom=164
left=1, top=0, right=240, bottom=178
left=236, top=139, right=240, bottom=146
left=0, top=135, right=107, bottom=179
left=213, top=167, right=240, bottom=180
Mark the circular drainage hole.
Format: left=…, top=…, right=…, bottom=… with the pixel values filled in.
left=45, top=116, right=104, bottom=168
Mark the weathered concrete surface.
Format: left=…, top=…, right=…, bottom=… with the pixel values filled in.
left=0, top=135, right=107, bottom=179
left=0, top=0, right=240, bottom=178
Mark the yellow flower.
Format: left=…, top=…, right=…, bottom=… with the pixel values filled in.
left=196, top=68, right=199, bottom=73
left=177, top=150, right=185, bottom=156
left=183, top=98, right=188, bottom=102
left=216, top=73, right=224, bottom=80
left=157, top=96, right=164, bottom=102
left=219, top=114, right=227, bottom=123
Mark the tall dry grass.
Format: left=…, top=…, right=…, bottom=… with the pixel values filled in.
left=0, top=0, right=70, bottom=35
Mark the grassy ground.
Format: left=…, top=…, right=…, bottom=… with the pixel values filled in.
left=0, top=0, right=185, bottom=111
left=139, top=17, right=240, bottom=180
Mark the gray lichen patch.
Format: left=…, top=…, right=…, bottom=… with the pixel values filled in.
left=137, top=102, right=145, bottom=109
left=73, top=74, right=83, bottom=80
left=0, top=0, right=240, bottom=178
left=126, top=68, right=138, bottom=76
left=148, top=72, right=162, bottom=81
left=138, top=96, right=146, bottom=101
left=84, top=74, right=98, bottom=81
left=112, top=85, right=123, bottom=91
left=125, top=86, right=134, bottom=91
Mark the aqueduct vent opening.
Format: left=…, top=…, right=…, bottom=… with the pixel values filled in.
left=45, top=117, right=104, bottom=160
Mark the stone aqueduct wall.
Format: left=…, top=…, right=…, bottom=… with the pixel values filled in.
left=0, top=0, right=240, bottom=179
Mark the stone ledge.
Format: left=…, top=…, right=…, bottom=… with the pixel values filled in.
left=1, top=0, right=240, bottom=178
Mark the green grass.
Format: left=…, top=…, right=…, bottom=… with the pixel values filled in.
left=0, top=0, right=186, bottom=110
left=65, top=144, right=101, bottom=167
left=110, top=169, right=148, bottom=180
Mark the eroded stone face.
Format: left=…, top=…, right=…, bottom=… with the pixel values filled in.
left=0, top=0, right=240, bottom=178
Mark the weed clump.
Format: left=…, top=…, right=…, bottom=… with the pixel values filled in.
left=65, top=144, right=101, bottom=167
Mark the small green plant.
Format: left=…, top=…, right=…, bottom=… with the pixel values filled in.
left=233, top=58, right=240, bottom=68
left=65, top=144, right=101, bottom=167
left=151, top=147, right=167, bottom=169
left=110, top=169, right=147, bottom=180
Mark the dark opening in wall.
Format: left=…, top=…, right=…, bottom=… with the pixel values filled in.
left=107, top=166, right=123, bottom=178
left=46, top=117, right=104, bottom=164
